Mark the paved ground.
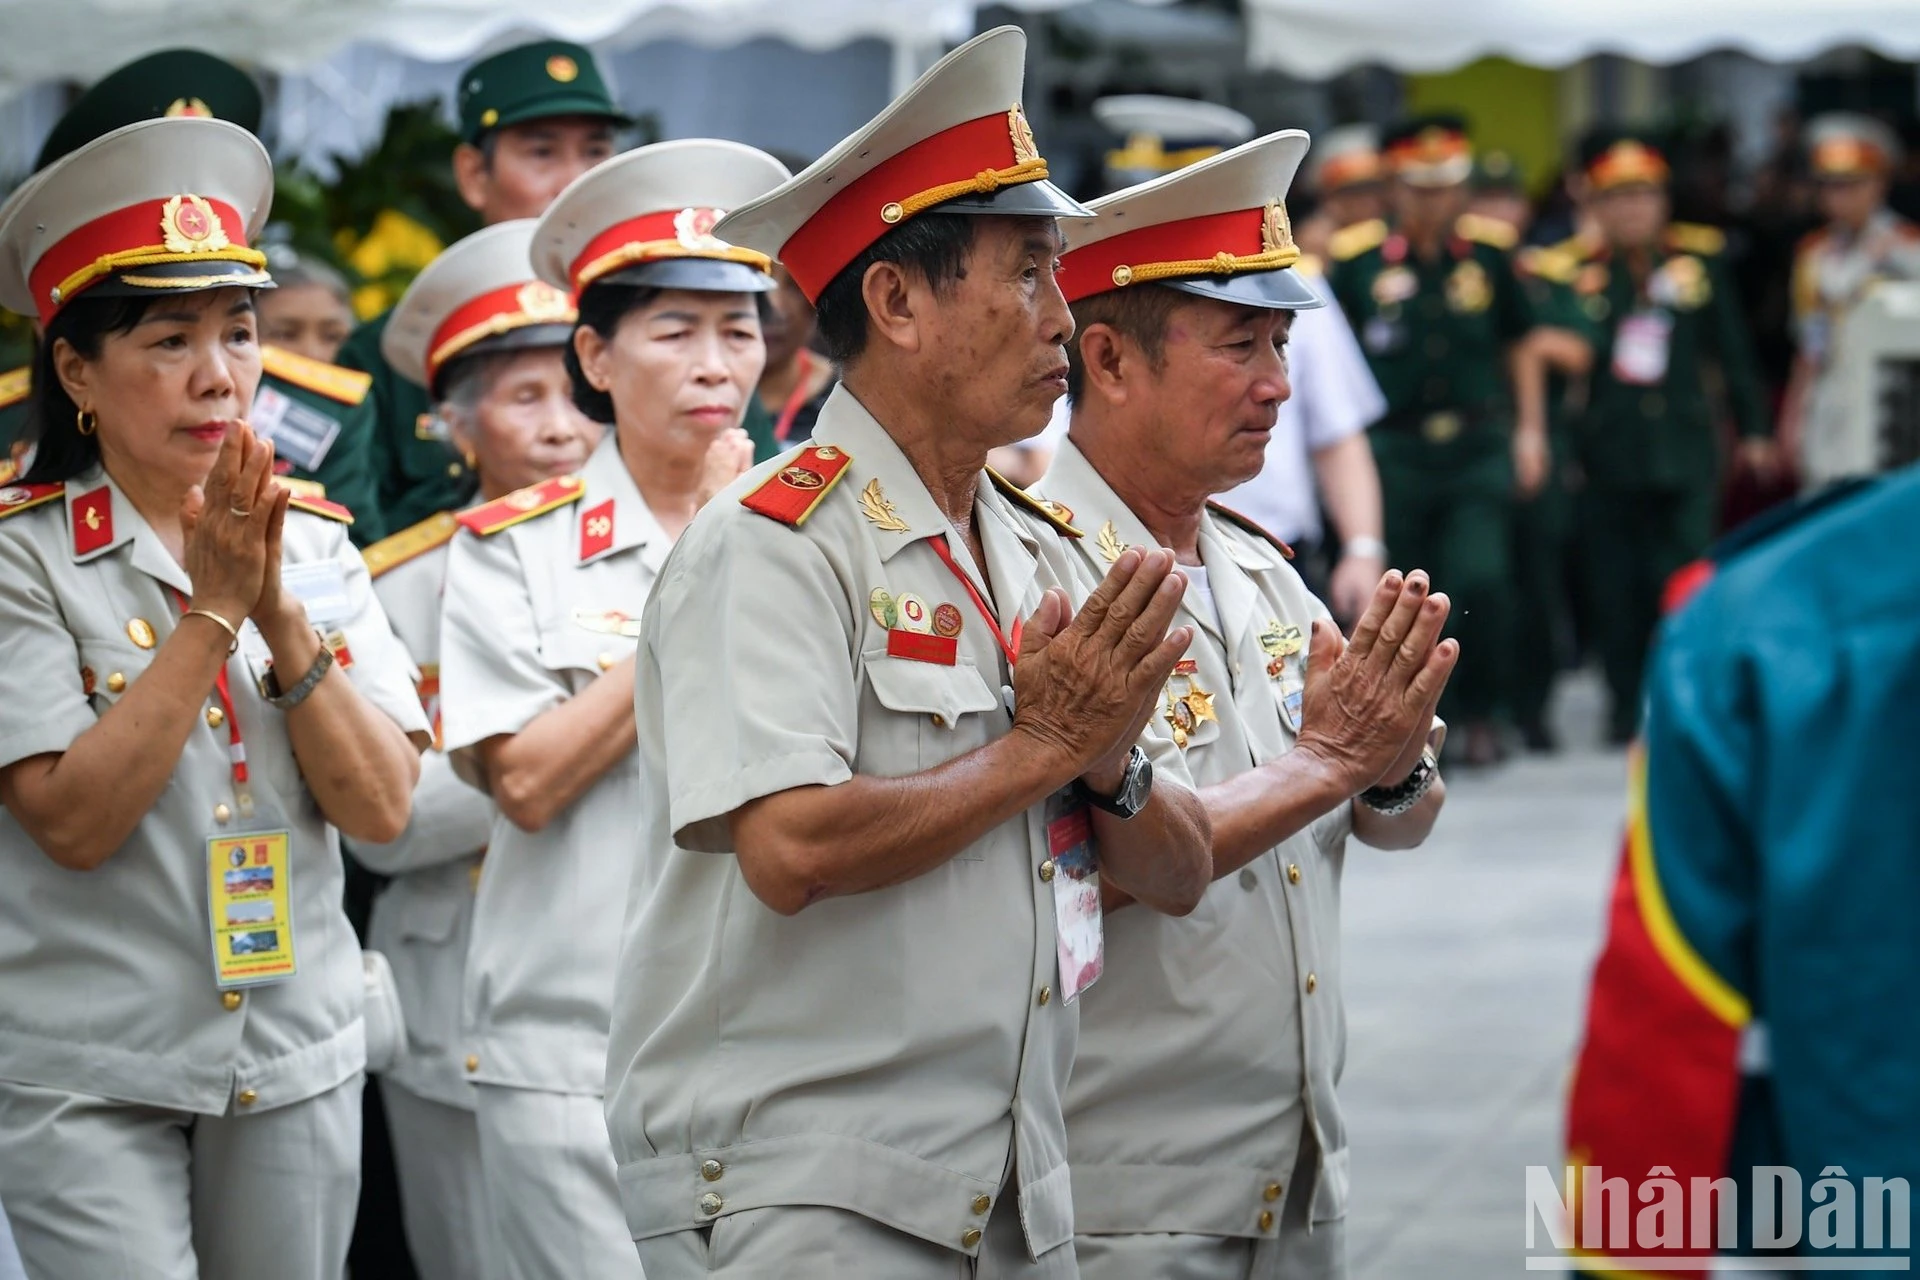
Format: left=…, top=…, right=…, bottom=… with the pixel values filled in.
left=1342, top=672, right=1628, bottom=1279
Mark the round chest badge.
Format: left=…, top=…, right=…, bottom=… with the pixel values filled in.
left=932, top=602, right=963, bottom=638
left=897, top=594, right=932, bottom=634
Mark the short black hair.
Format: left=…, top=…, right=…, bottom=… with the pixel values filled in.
left=1064, top=283, right=1186, bottom=401
left=563, top=281, right=777, bottom=424
left=812, top=213, right=979, bottom=366
left=22, top=293, right=170, bottom=484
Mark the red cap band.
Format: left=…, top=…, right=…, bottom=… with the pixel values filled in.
left=29, top=195, right=255, bottom=324
left=567, top=206, right=770, bottom=295
left=427, top=280, right=576, bottom=385
left=1059, top=208, right=1267, bottom=303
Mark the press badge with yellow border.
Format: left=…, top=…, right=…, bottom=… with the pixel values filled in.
left=207, top=828, right=297, bottom=987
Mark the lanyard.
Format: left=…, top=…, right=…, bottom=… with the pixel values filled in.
left=773, top=349, right=817, bottom=444
left=169, top=589, right=249, bottom=793
left=926, top=536, right=1022, bottom=669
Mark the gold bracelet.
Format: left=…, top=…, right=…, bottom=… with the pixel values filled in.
left=183, top=608, right=242, bottom=655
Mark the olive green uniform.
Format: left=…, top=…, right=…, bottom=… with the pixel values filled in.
left=1566, top=224, right=1767, bottom=738
left=1327, top=216, right=1536, bottom=727
left=336, top=312, right=476, bottom=538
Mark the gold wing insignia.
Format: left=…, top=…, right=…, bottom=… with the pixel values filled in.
left=859, top=478, right=910, bottom=533
left=1096, top=520, right=1128, bottom=563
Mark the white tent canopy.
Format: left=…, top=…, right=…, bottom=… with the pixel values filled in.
left=1245, top=0, right=1920, bottom=77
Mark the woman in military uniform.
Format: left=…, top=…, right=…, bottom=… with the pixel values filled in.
left=0, top=117, right=427, bottom=1279
left=435, top=139, right=782, bottom=1280
left=347, top=219, right=603, bottom=1280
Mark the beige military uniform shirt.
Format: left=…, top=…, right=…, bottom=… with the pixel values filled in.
left=1036, top=439, right=1353, bottom=1241
left=439, top=433, right=665, bottom=1097
left=605, top=387, right=1188, bottom=1263
left=349, top=515, right=494, bottom=1110
left=0, top=468, right=426, bottom=1115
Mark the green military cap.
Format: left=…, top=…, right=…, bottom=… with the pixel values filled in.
left=1381, top=113, right=1473, bottom=187
left=1579, top=126, right=1670, bottom=192
left=456, top=40, right=628, bottom=145
left=36, top=50, right=262, bottom=172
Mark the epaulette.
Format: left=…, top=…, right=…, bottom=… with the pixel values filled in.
left=1205, top=499, right=1294, bottom=560
left=739, top=444, right=852, bottom=527
left=1665, top=222, right=1726, bottom=256
left=988, top=468, right=1081, bottom=538
left=1293, top=252, right=1325, bottom=278
left=277, top=476, right=328, bottom=500
left=1328, top=218, right=1389, bottom=263
left=1455, top=212, right=1519, bottom=250
left=0, top=482, right=64, bottom=520
left=1517, top=244, right=1580, bottom=284
left=364, top=511, right=458, bottom=579
left=1552, top=230, right=1605, bottom=263
left=260, top=345, right=373, bottom=407
left=0, top=365, right=29, bottom=411
left=288, top=494, right=354, bottom=524
left=456, top=474, right=585, bottom=536
left=0, top=456, right=16, bottom=485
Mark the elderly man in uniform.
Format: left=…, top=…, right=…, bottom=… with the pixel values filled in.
left=335, top=40, right=625, bottom=535
left=1035, top=128, right=1450, bottom=1280
left=605, top=28, right=1212, bottom=1279
left=1779, top=113, right=1920, bottom=486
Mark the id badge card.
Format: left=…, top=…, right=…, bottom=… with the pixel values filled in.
left=280, top=559, right=356, bottom=670
left=207, top=798, right=298, bottom=989
left=250, top=384, right=341, bottom=472
left=1611, top=309, right=1673, bottom=386
left=1046, top=794, right=1104, bottom=1003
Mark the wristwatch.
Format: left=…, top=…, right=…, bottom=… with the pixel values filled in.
left=1359, top=748, right=1439, bottom=817
left=1078, top=745, right=1154, bottom=820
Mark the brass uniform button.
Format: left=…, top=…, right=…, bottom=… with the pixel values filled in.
left=448, top=462, right=464, bottom=478
left=106, top=672, right=127, bottom=694
left=1287, top=863, right=1301, bottom=884
left=961, top=1227, right=983, bottom=1248
left=699, top=1192, right=724, bottom=1216
left=1038, top=860, right=1055, bottom=882
left=206, top=706, right=225, bottom=729
left=127, top=619, right=156, bottom=649
left=971, top=1194, right=991, bottom=1215
left=1258, top=1209, right=1275, bottom=1232
left=1264, top=1181, right=1282, bottom=1202
left=701, top=1159, right=724, bottom=1182
left=1305, top=972, right=1318, bottom=994
left=930, top=713, right=946, bottom=728
left=1037, top=986, right=1051, bottom=1007
left=213, top=803, right=232, bottom=825
left=465, top=1054, right=480, bottom=1073
left=221, top=991, right=243, bottom=1012
left=236, top=1088, right=257, bottom=1107
left=597, top=652, right=616, bottom=671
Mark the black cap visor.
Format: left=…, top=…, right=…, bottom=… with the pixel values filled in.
left=937, top=178, right=1094, bottom=219
left=596, top=258, right=776, bottom=294
left=1164, top=266, right=1325, bottom=311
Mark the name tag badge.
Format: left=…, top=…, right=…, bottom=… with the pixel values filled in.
left=1046, top=796, right=1104, bottom=1003
left=250, top=384, right=341, bottom=472
left=1611, top=310, right=1673, bottom=386
left=207, top=816, right=297, bottom=989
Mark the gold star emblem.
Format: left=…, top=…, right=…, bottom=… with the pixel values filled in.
left=1162, top=675, right=1219, bottom=748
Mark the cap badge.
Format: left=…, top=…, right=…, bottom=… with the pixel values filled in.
left=1008, top=105, right=1040, bottom=166
left=547, top=54, right=580, bottom=83
left=161, top=195, right=230, bottom=255
left=516, top=280, right=574, bottom=322
left=674, top=207, right=728, bottom=252
left=165, top=97, right=213, bottom=119
left=1261, top=200, right=1295, bottom=257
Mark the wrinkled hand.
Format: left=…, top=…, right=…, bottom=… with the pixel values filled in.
left=697, top=426, right=756, bottom=507
left=1011, top=547, right=1194, bottom=789
left=1295, top=570, right=1458, bottom=793
left=1327, top=552, right=1384, bottom=627
left=182, top=422, right=279, bottom=626
left=1513, top=428, right=1551, bottom=500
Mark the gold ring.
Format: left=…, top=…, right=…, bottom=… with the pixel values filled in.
left=228, top=505, right=252, bottom=518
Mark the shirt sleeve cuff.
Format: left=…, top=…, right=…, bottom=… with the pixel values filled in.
left=0, top=706, right=98, bottom=772
left=670, top=747, right=854, bottom=854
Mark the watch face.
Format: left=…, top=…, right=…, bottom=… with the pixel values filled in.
left=1120, top=749, right=1153, bottom=813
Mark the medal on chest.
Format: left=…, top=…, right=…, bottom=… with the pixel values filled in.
left=1445, top=258, right=1492, bottom=313
left=1649, top=254, right=1711, bottom=310
left=1161, top=658, right=1219, bottom=749
left=1371, top=265, right=1419, bottom=307
left=1259, top=621, right=1308, bottom=732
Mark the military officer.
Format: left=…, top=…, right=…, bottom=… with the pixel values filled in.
left=606, top=28, right=1211, bottom=1278
left=0, top=116, right=427, bottom=1279
left=1294, top=124, right=1386, bottom=262
left=435, top=139, right=783, bottom=1279
left=346, top=220, right=601, bottom=1280
left=336, top=39, right=626, bottom=537
left=5, top=49, right=392, bottom=544
left=1036, top=129, right=1451, bottom=1280
left=1779, top=113, right=1920, bottom=485
left=1327, top=114, right=1548, bottom=766
left=1563, top=129, right=1772, bottom=743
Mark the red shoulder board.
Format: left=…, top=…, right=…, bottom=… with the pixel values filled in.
left=456, top=474, right=585, bottom=536
left=288, top=493, right=354, bottom=525
left=0, top=481, right=63, bottom=520
left=1206, top=500, right=1294, bottom=560
left=740, top=445, right=852, bottom=527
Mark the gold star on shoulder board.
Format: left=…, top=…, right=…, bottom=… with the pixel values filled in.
left=859, top=478, right=909, bottom=533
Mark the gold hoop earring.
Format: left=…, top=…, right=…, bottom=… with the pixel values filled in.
left=76, top=408, right=97, bottom=437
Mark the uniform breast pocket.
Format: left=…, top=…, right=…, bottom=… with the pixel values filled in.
left=74, top=634, right=152, bottom=712
left=535, top=613, right=638, bottom=688
left=860, top=653, right=1004, bottom=854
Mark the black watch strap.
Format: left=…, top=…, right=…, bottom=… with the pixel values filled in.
left=1077, top=744, right=1153, bottom=820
